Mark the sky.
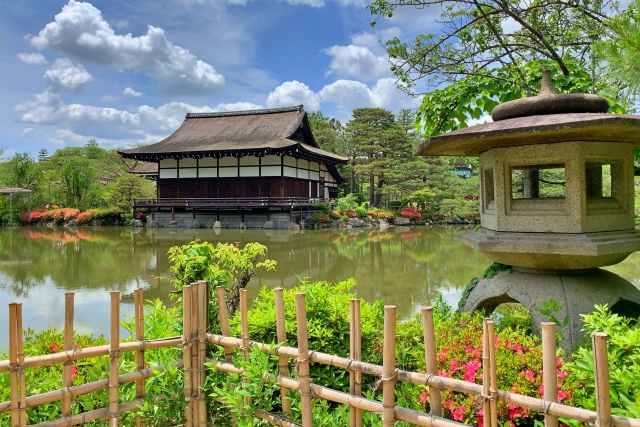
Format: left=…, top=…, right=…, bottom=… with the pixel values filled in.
left=0, top=0, right=443, bottom=157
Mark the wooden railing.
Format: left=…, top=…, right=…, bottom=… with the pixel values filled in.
left=2, top=284, right=640, bottom=427
left=133, top=197, right=328, bottom=208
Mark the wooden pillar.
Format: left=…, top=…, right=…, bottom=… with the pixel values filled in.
left=192, top=209, right=196, bottom=220
left=171, top=205, right=175, bottom=221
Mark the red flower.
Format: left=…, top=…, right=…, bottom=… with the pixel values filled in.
left=50, top=342, right=58, bottom=353
left=520, top=370, right=535, bottom=382
left=71, top=365, right=78, bottom=380
left=462, top=361, right=481, bottom=382
left=558, top=390, right=571, bottom=401
left=557, top=369, right=567, bottom=379
left=449, top=359, right=459, bottom=374
left=420, top=391, right=429, bottom=405
left=452, top=404, right=466, bottom=421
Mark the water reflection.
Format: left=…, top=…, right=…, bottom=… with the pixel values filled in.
left=2, top=225, right=637, bottom=351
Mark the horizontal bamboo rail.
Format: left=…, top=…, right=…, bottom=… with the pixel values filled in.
left=0, top=337, right=183, bottom=373
left=205, top=330, right=640, bottom=427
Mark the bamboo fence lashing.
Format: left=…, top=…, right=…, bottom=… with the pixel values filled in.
left=109, top=292, right=120, bottom=427
left=197, top=281, right=208, bottom=426
left=133, top=288, right=146, bottom=427
left=592, top=332, right=612, bottom=427
left=9, top=303, right=19, bottom=427
left=62, top=293, right=74, bottom=419
left=542, top=322, right=558, bottom=427
left=422, top=307, right=442, bottom=417
left=349, top=298, right=362, bottom=427
left=240, top=289, right=251, bottom=411
left=183, top=284, right=194, bottom=427
left=382, top=305, right=397, bottom=426
left=190, top=281, right=200, bottom=424
left=295, top=293, right=313, bottom=427
left=274, top=288, right=292, bottom=414
left=487, top=321, right=498, bottom=427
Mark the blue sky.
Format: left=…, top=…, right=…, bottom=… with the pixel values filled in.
left=0, top=0, right=441, bottom=157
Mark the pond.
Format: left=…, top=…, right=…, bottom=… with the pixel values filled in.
left=1, top=225, right=639, bottom=352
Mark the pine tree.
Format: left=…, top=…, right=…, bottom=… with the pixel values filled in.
left=37, top=148, right=48, bottom=162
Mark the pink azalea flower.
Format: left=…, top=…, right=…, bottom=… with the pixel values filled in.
left=50, top=342, right=58, bottom=353
left=521, top=370, right=535, bottom=382
left=558, top=390, right=571, bottom=401
left=452, top=404, right=466, bottom=422
left=449, top=359, right=459, bottom=373
left=420, top=391, right=429, bottom=405
left=539, top=384, right=544, bottom=397
left=557, top=369, right=568, bottom=379
left=462, top=361, right=481, bottom=382
left=71, top=365, right=78, bottom=380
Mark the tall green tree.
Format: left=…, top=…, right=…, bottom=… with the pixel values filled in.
left=307, top=111, right=344, bottom=153
left=596, top=0, right=640, bottom=99
left=368, top=0, right=627, bottom=138
left=345, top=108, right=428, bottom=206
left=103, top=174, right=155, bottom=212
left=37, top=149, right=48, bottom=162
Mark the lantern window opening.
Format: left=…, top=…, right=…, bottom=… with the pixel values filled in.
left=511, top=164, right=566, bottom=200
left=585, top=162, right=613, bottom=199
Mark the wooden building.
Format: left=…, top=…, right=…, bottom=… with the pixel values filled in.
left=118, top=105, right=348, bottom=227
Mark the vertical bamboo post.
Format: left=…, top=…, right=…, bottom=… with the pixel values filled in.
left=421, top=307, right=441, bottom=417
left=239, top=289, right=251, bottom=410
left=183, top=285, right=193, bottom=427
left=134, top=289, right=146, bottom=427
left=197, top=281, right=208, bottom=426
left=109, top=292, right=120, bottom=427
left=295, top=293, right=313, bottom=427
left=16, top=304, right=27, bottom=427
left=382, top=305, right=396, bottom=427
left=190, top=283, right=200, bottom=424
left=487, top=320, right=498, bottom=427
left=274, top=288, right=292, bottom=414
left=482, top=319, right=490, bottom=427
left=349, top=298, right=362, bottom=427
left=592, top=332, right=612, bottom=427
left=9, top=303, right=19, bottom=427
left=542, top=322, right=558, bottom=427
left=62, top=293, right=74, bottom=419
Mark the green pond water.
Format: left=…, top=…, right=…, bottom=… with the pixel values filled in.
left=1, top=225, right=639, bottom=352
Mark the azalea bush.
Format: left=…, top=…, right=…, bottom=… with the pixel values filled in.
left=376, top=210, right=395, bottom=220
left=19, top=211, right=42, bottom=223
left=355, top=207, right=368, bottom=218
left=400, top=207, right=422, bottom=220
left=345, top=209, right=357, bottom=218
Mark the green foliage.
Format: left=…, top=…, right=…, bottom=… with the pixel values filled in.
left=103, top=174, right=155, bottom=212
left=335, top=193, right=359, bottom=211
left=354, top=207, right=368, bottom=218
left=596, top=0, right=640, bottom=99
left=311, top=202, right=329, bottom=213
left=167, top=241, right=276, bottom=317
left=458, top=263, right=511, bottom=311
left=0, top=299, right=185, bottom=426
left=565, top=304, right=640, bottom=419
left=436, top=198, right=480, bottom=222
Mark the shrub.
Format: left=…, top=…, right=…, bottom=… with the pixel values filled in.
left=354, top=207, right=368, bottom=218
left=316, top=213, right=330, bottom=223
left=388, top=200, right=403, bottom=210
left=76, top=212, right=92, bottom=225
left=436, top=199, right=480, bottom=222
left=565, top=304, right=640, bottom=420
left=329, top=209, right=341, bottom=219
left=377, top=210, right=395, bottom=220
left=400, top=207, right=422, bottom=220
left=63, top=208, right=80, bottom=221
left=336, top=194, right=359, bottom=211
left=368, top=209, right=378, bottom=219
left=19, top=211, right=42, bottom=223
left=312, top=202, right=330, bottom=213
left=340, top=215, right=349, bottom=221
left=345, top=209, right=357, bottom=218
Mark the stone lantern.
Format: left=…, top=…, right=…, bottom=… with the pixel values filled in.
left=415, top=70, right=640, bottom=351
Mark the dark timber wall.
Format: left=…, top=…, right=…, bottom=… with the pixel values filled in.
left=157, top=177, right=319, bottom=199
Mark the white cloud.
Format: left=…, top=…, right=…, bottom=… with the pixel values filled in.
left=266, top=81, right=321, bottom=111
left=319, top=77, right=420, bottom=113
left=100, top=95, right=120, bottom=102
left=323, top=45, right=390, bottom=80
left=15, top=91, right=262, bottom=143
left=30, top=0, right=225, bottom=94
left=22, top=128, right=35, bottom=137
left=123, top=87, right=144, bottom=98
left=44, top=58, right=93, bottom=93
left=284, top=0, right=325, bottom=6
left=17, top=52, right=48, bottom=66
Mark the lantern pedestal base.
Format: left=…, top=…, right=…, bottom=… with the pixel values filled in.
left=459, top=268, right=640, bottom=353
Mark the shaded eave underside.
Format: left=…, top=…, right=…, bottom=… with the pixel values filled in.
left=415, top=113, right=640, bottom=156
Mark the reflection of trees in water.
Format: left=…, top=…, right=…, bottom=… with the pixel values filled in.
left=0, top=226, right=492, bottom=319
left=0, top=228, right=159, bottom=298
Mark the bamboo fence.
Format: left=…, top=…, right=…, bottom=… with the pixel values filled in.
left=1, top=283, right=640, bottom=427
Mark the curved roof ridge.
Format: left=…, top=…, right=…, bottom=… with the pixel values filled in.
left=186, top=105, right=303, bottom=120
